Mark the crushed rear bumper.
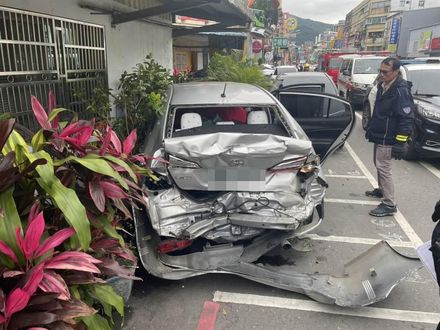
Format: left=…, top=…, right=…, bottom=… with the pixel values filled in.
left=134, top=210, right=421, bottom=307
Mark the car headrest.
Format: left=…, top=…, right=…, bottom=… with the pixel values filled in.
left=181, top=113, right=202, bottom=130
left=247, top=111, right=268, bottom=124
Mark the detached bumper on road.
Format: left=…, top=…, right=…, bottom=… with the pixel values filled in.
left=134, top=209, right=421, bottom=308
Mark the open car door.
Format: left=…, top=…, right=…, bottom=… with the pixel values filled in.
left=275, top=91, right=355, bottom=163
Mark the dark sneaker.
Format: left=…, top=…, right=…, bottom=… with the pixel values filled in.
left=365, top=188, right=383, bottom=198
left=369, top=203, right=397, bottom=217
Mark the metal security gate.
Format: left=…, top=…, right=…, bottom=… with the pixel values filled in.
left=0, top=6, right=107, bottom=130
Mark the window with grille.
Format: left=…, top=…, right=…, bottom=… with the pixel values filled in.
left=0, top=6, right=107, bottom=130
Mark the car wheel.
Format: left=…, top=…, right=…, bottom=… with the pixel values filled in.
left=404, top=137, right=418, bottom=160
left=362, top=102, right=371, bottom=131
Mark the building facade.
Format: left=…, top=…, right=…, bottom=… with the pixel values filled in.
left=344, top=0, right=391, bottom=51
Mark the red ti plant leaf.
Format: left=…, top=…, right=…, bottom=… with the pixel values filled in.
left=5, top=288, right=30, bottom=318
left=98, top=126, right=112, bottom=156
left=109, top=128, right=122, bottom=154
left=23, top=212, right=45, bottom=260
left=0, top=118, right=15, bottom=150
left=0, top=314, right=5, bottom=323
left=122, top=129, right=137, bottom=156
left=39, top=270, right=70, bottom=301
left=15, top=227, right=26, bottom=259
left=0, top=240, right=18, bottom=264
left=58, top=120, right=94, bottom=148
left=88, top=180, right=106, bottom=213
left=22, top=263, right=45, bottom=296
left=31, top=96, right=51, bottom=130
left=34, top=228, right=75, bottom=259
left=99, top=180, right=128, bottom=199
left=47, top=90, right=59, bottom=129
left=28, top=201, right=41, bottom=225
left=98, top=258, right=140, bottom=280
left=44, top=251, right=101, bottom=273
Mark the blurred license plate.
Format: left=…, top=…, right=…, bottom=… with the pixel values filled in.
left=207, top=168, right=265, bottom=191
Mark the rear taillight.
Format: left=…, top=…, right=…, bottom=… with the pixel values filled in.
left=158, top=239, right=193, bottom=254
left=269, top=156, right=308, bottom=172
left=168, top=155, right=200, bottom=168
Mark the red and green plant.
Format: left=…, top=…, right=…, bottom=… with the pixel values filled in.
left=0, top=92, right=150, bottom=329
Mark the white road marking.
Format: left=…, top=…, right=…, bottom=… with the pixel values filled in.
left=419, top=161, right=440, bottom=180
left=326, top=198, right=378, bottom=205
left=213, top=291, right=440, bottom=325
left=345, top=142, right=423, bottom=245
left=303, top=233, right=415, bottom=248
left=325, top=174, right=368, bottom=179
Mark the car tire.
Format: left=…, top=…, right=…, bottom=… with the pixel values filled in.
left=362, top=102, right=371, bottom=131
left=404, top=137, right=418, bottom=160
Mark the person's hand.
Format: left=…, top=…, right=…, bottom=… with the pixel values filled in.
left=433, top=200, right=440, bottom=222
left=391, top=142, right=406, bottom=160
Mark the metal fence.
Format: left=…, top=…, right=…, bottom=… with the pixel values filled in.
left=0, top=6, right=107, bottom=130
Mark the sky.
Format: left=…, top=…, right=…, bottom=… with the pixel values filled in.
left=282, top=0, right=440, bottom=24
left=282, top=0, right=366, bottom=24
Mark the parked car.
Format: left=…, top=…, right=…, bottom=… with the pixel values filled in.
left=337, top=55, right=385, bottom=108
left=362, top=63, right=440, bottom=159
left=271, top=65, right=298, bottom=80
left=137, top=81, right=419, bottom=307
left=272, top=71, right=338, bottom=95
left=261, top=63, right=275, bottom=76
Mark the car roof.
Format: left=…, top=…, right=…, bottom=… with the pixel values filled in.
left=170, top=82, right=277, bottom=106
left=279, top=72, right=337, bottom=94
left=402, top=63, right=440, bottom=71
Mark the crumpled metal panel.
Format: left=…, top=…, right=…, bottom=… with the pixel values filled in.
left=165, top=133, right=312, bottom=192
left=222, top=241, right=422, bottom=307
left=135, top=208, right=421, bottom=307
left=146, top=188, right=317, bottom=239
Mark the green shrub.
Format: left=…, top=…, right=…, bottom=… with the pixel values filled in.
left=207, top=53, right=273, bottom=90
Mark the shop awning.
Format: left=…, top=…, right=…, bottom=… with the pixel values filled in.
left=112, top=0, right=252, bottom=27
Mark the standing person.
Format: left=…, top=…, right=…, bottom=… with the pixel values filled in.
left=365, top=57, right=415, bottom=217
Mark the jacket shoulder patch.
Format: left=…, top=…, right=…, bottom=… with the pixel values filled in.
left=402, top=106, right=411, bottom=114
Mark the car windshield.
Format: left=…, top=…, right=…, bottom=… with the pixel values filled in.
left=353, top=59, right=383, bottom=74
left=407, top=68, right=440, bottom=96
left=329, top=58, right=342, bottom=69
left=170, top=106, right=290, bottom=137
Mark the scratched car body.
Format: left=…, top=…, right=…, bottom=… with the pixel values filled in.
left=136, top=82, right=420, bottom=307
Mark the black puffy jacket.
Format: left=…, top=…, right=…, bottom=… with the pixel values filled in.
left=366, top=76, right=415, bottom=145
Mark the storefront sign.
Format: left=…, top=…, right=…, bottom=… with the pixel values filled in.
left=419, top=31, right=432, bottom=51
left=389, top=18, right=400, bottom=44
left=252, top=40, right=263, bottom=53
left=431, top=37, right=440, bottom=50
left=273, top=37, right=288, bottom=49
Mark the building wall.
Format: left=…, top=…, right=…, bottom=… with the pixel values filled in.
left=0, top=0, right=173, bottom=91
left=390, top=0, right=440, bottom=11
left=397, top=6, right=440, bottom=57
left=344, top=0, right=391, bottom=50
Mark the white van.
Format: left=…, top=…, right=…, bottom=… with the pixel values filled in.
left=337, top=55, right=385, bottom=107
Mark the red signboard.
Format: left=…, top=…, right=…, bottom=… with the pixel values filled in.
left=252, top=40, right=263, bottom=53
left=431, top=37, right=440, bottom=50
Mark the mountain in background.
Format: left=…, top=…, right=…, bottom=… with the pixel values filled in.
left=291, top=16, right=334, bottom=45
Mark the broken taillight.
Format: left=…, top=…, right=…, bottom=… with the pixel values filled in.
left=158, top=239, right=193, bottom=254
left=268, top=155, right=308, bottom=172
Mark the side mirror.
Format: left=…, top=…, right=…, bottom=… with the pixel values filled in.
left=343, top=69, right=350, bottom=76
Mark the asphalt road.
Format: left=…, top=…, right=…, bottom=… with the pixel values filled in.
left=124, top=112, right=440, bottom=330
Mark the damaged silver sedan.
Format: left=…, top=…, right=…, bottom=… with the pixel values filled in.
left=136, top=82, right=420, bottom=307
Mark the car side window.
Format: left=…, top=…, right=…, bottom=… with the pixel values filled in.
left=327, top=98, right=351, bottom=117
